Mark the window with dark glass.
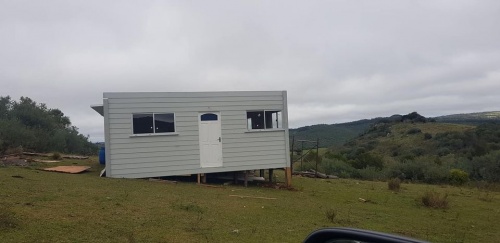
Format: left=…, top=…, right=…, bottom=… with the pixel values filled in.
left=133, top=113, right=175, bottom=134
left=200, top=113, right=218, bottom=121
left=247, top=110, right=282, bottom=130
left=154, top=113, right=175, bottom=133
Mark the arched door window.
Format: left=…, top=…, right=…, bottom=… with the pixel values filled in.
left=200, top=113, right=218, bottom=121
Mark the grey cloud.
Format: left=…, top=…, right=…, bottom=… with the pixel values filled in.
left=1, top=0, right=499, bottom=141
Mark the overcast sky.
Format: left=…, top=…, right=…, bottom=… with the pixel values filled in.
left=1, top=0, right=499, bottom=142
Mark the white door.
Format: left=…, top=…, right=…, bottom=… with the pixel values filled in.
left=199, top=112, right=223, bottom=167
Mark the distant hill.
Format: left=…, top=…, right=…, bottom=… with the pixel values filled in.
left=290, top=111, right=500, bottom=148
left=322, top=121, right=500, bottom=183
left=434, top=111, right=500, bottom=125
left=289, top=119, right=376, bottom=148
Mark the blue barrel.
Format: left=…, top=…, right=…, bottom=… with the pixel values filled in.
left=99, top=147, right=106, bottom=165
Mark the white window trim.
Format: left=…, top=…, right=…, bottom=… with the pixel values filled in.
left=245, top=129, right=285, bottom=133
left=130, top=132, right=179, bottom=137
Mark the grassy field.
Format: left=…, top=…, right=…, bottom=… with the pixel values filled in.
left=1, top=158, right=499, bottom=242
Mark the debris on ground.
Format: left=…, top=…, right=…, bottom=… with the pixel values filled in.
left=1, top=156, right=30, bottom=166
left=61, top=155, right=89, bottom=160
left=149, top=178, right=178, bottom=184
left=293, top=169, right=339, bottom=179
left=43, top=166, right=90, bottom=174
left=229, top=195, right=277, bottom=200
left=22, top=152, right=89, bottom=160
left=33, top=159, right=60, bottom=163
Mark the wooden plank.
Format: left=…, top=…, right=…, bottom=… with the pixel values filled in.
left=43, top=166, right=90, bottom=174
left=229, top=195, right=277, bottom=200
left=148, top=178, right=177, bottom=184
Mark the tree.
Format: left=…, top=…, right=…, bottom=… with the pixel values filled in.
left=0, top=96, right=97, bottom=155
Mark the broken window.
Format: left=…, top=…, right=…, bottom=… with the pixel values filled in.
left=133, top=113, right=175, bottom=134
left=247, top=110, right=282, bottom=130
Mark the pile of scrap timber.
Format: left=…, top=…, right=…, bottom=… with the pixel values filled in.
left=22, top=152, right=89, bottom=160
left=1, top=155, right=29, bottom=166
left=293, top=169, right=338, bottom=179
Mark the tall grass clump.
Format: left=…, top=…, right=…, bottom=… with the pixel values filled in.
left=388, top=178, right=401, bottom=191
left=325, top=208, right=337, bottom=223
left=421, top=191, right=449, bottom=209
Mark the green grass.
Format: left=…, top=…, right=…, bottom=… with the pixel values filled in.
left=1, top=158, right=499, bottom=242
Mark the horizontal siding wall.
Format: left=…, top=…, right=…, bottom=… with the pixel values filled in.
left=105, top=91, right=288, bottom=178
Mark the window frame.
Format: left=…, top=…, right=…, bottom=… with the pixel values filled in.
left=130, top=112, right=177, bottom=136
left=246, top=110, right=283, bottom=131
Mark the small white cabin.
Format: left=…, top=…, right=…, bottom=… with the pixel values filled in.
left=91, top=91, right=291, bottom=182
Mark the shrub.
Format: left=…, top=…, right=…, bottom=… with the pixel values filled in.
left=423, top=166, right=449, bottom=184
left=387, top=158, right=448, bottom=184
left=350, top=153, right=384, bottom=169
left=437, top=147, right=451, bottom=156
left=448, top=169, right=469, bottom=185
left=470, top=151, right=500, bottom=182
left=411, top=148, right=425, bottom=157
left=4, top=146, right=23, bottom=155
left=407, top=128, right=422, bottom=134
left=424, top=133, right=432, bottom=140
left=421, top=191, right=449, bottom=209
left=388, top=178, right=401, bottom=191
left=51, top=152, right=62, bottom=160
left=325, top=208, right=336, bottom=223
left=320, top=158, right=359, bottom=178
left=358, top=166, right=384, bottom=181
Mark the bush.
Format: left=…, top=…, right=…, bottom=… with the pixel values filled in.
left=421, top=191, right=449, bottom=209
left=325, top=208, right=336, bottom=223
left=358, top=166, right=384, bottom=181
left=350, top=153, right=384, bottom=169
left=423, top=166, right=449, bottom=184
left=411, top=148, right=425, bottom=157
left=320, top=158, right=359, bottom=178
left=386, top=158, right=448, bottom=183
left=407, top=128, right=422, bottom=134
left=388, top=178, right=401, bottom=191
left=437, top=147, right=451, bottom=156
left=448, top=169, right=469, bottom=185
left=51, top=152, right=62, bottom=160
left=470, top=151, right=500, bottom=182
left=4, top=146, right=23, bottom=155
left=424, top=133, right=433, bottom=140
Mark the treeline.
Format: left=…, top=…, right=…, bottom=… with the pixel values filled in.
left=0, top=96, right=97, bottom=155
left=295, top=116, right=500, bottom=184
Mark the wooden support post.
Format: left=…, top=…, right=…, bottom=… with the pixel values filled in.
left=269, top=169, right=274, bottom=183
left=244, top=170, right=248, bottom=187
left=202, top=173, right=207, bottom=184
left=197, top=174, right=201, bottom=184
left=285, top=167, right=292, bottom=187
left=290, top=136, right=295, bottom=172
left=259, top=169, right=264, bottom=177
